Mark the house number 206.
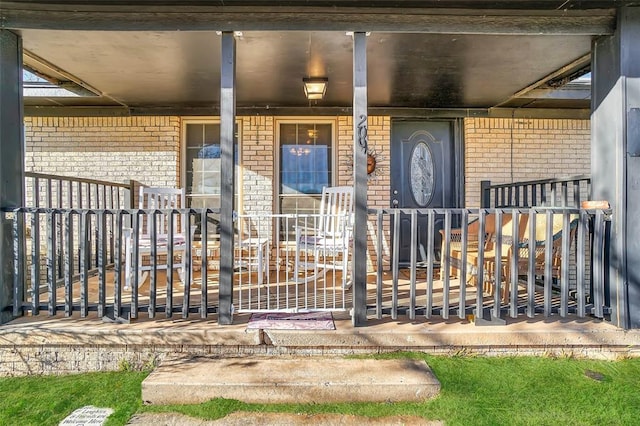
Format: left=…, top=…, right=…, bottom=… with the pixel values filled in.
left=357, top=114, right=368, bottom=154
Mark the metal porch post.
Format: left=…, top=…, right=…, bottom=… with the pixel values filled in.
left=219, top=32, right=236, bottom=325
left=0, top=30, right=25, bottom=324
left=592, top=5, right=640, bottom=329
left=352, top=32, right=368, bottom=326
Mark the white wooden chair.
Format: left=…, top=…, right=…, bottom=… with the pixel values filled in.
left=124, top=187, right=195, bottom=289
left=294, top=186, right=354, bottom=288
left=194, top=215, right=270, bottom=287
left=236, top=215, right=270, bottom=286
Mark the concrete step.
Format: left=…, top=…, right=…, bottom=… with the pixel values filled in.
left=142, top=357, right=441, bottom=405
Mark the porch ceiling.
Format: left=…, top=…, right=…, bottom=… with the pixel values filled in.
left=6, top=1, right=615, bottom=113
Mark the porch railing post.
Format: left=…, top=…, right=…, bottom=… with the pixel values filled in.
left=127, top=179, right=136, bottom=209
left=0, top=30, right=25, bottom=323
left=351, top=31, right=368, bottom=326
left=480, top=180, right=491, bottom=208
left=218, top=31, right=236, bottom=325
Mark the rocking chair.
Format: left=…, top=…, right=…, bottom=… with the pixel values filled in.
left=293, top=186, right=354, bottom=288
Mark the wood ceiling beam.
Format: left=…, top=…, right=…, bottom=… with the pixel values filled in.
left=2, top=5, right=615, bottom=35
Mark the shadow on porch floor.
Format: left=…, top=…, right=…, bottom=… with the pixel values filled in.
left=27, top=266, right=583, bottom=318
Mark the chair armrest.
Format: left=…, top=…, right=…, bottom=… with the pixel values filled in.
left=294, top=224, right=317, bottom=234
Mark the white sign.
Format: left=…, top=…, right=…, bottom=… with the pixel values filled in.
left=59, top=406, right=114, bottom=426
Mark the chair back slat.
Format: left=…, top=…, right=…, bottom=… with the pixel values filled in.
left=318, top=186, right=353, bottom=238
left=139, top=187, right=186, bottom=236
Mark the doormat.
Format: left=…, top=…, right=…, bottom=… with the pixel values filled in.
left=247, top=311, right=335, bottom=330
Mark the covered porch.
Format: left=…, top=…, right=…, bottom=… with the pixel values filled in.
left=1, top=1, right=639, bottom=330
left=4, top=171, right=611, bottom=327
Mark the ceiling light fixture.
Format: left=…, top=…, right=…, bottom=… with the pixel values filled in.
left=303, top=77, right=328, bottom=100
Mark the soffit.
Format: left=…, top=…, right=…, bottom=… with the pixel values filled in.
left=18, top=30, right=593, bottom=111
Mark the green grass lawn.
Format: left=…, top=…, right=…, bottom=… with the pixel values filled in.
left=0, top=371, right=147, bottom=426
left=1, top=354, right=638, bottom=426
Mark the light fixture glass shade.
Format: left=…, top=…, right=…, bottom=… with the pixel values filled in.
left=303, top=77, right=328, bottom=100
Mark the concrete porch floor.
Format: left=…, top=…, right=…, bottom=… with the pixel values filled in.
left=2, top=309, right=639, bottom=373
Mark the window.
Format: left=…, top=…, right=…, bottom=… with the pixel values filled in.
left=184, top=122, right=239, bottom=203
left=278, top=121, right=333, bottom=216
left=183, top=121, right=239, bottom=236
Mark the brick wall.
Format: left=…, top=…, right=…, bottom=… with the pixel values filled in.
left=337, top=116, right=392, bottom=268
left=24, top=116, right=182, bottom=189
left=464, top=117, right=591, bottom=208
left=336, top=116, right=391, bottom=209
left=240, top=116, right=274, bottom=216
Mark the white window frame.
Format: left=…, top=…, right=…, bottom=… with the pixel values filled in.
left=181, top=117, right=243, bottom=213
left=275, top=117, right=337, bottom=214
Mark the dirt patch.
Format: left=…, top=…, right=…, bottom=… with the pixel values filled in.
left=127, top=411, right=443, bottom=425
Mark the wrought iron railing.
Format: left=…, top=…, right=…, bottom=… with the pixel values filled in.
left=368, top=208, right=610, bottom=322
left=2, top=205, right=612, bottom=325
left=481, top=175, right=591, bottom=208
left=2, top=207, right=353, bottom=320
left=25, top=172, right=133, bottom=210
left=23, top=173, right=134, bottom=289
left=5, top=207, right=222, bottom=320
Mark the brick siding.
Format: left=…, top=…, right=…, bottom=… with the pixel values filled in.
left=464, top=117, right=591, bottom=208
left=24, top=116, right=182, bottom=189
left=240, top=116, right=275, bottom=216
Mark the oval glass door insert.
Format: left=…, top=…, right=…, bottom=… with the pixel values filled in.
left=410, top=142, right=435, bottom=207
